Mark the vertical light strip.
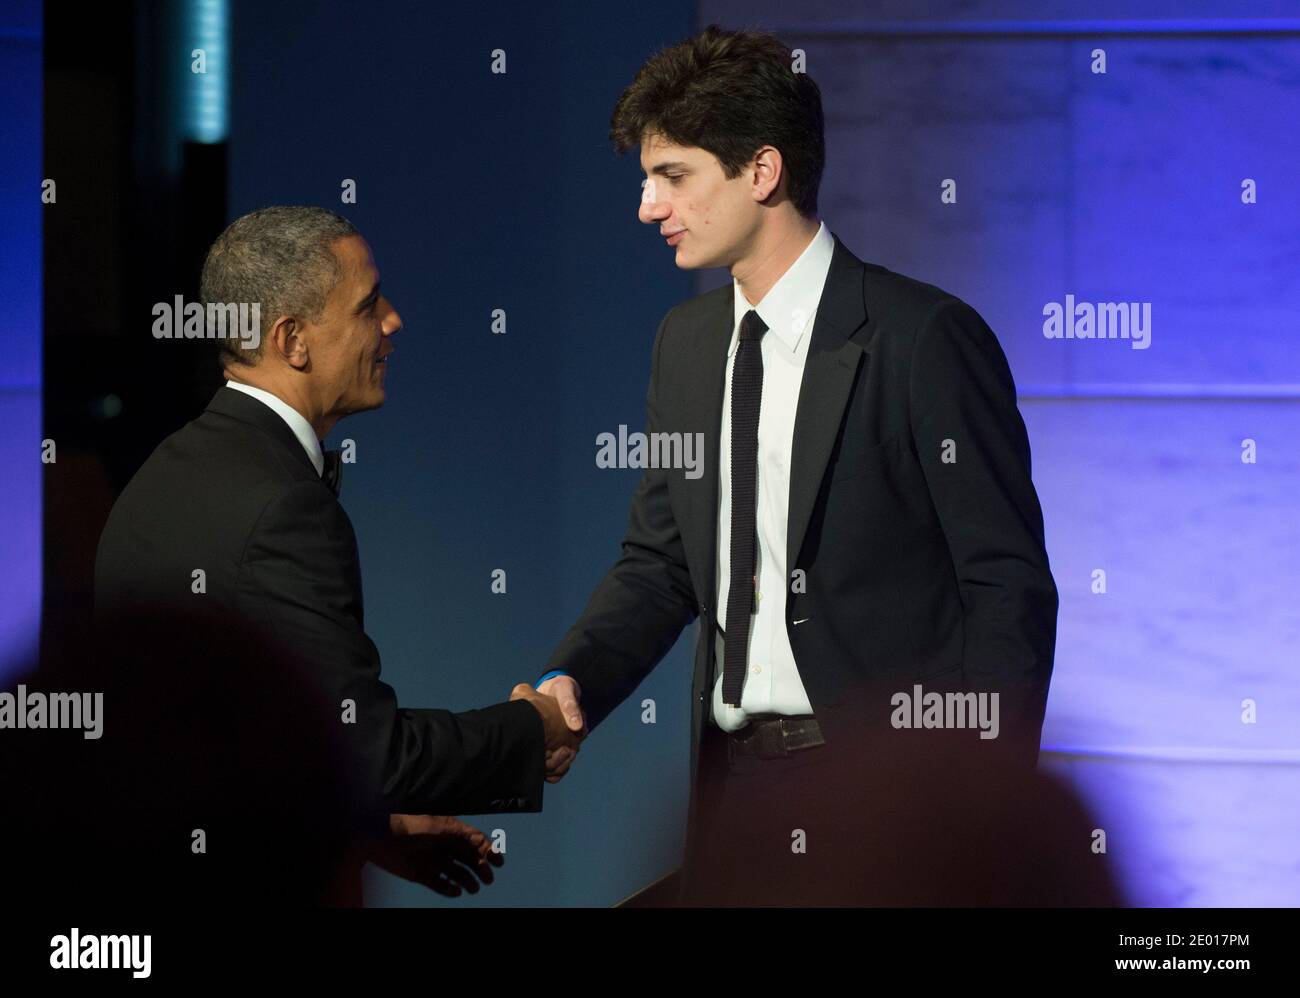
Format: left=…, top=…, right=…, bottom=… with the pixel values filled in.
left=0, top=0, right=42, bottom=681
left=181, top=0, right=228, bottom=143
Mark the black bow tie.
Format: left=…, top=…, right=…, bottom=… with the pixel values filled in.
left=321, top=449, right=343, bottom=496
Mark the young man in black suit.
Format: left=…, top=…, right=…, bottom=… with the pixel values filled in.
left=95, top=206, right=581, bottom=898
left=535, top=26, right=1060, bottom=904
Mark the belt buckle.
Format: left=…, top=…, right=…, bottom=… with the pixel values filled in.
left=763, top=719, right=791, bottom=759
left=728, top=721, right=782, bottom=761
left=782, top=718, right=826, bottom=753
left=728, top=717, right=822, bottom=760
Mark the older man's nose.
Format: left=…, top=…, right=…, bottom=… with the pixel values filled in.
left=383, top=304, right=402, bottom=334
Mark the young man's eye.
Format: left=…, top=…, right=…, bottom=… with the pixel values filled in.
left=666, top=174, right=684, bottom=184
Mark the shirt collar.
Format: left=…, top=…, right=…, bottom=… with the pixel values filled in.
left=224, top=380, right=325, bottom=476
left=729, top=220, right=835, bottom=357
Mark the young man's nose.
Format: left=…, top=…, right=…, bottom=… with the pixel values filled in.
left=638, top=196, right=671, bottom=225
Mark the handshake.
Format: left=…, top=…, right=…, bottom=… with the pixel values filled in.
left=510, top=675, right=587, bottom=783
left=373, top=674, right=587, bottom=897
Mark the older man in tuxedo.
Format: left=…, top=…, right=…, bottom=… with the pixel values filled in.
left=95, top=206, right=580, bottom=899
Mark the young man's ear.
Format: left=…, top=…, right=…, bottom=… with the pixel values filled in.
left=750, top=145, right=784, bottom=203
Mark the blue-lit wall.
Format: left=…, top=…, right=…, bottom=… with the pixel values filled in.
left=699, top=0, right=1299, bottom=905
left=0, top=0, right=42, bottom=682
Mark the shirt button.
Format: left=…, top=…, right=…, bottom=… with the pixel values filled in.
left=752, top=664, right=762, bottom=675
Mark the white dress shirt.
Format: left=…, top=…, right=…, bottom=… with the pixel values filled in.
left=712, top=221, right=835, bottom=731
left=224, top=380, right=325, bottom=476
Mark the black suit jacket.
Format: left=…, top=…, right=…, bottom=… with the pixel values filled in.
left=95, top=386, right=546, bottom=816
left=548, top=233, right=1059, bottom=841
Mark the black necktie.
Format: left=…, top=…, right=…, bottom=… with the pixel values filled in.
left=722, top=309, right=767, bottom=706
left=321, top=449, right=343, bottom=496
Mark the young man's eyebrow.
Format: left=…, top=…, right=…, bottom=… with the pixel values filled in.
left=648, top=162, right=690, bottom=176
left=353, top=281, right=381, bottom=314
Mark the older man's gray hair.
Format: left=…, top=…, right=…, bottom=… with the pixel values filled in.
left=200, top=206, right=358, bottom=367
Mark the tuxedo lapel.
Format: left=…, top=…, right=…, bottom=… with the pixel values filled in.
left=786, top=236, right=870, bottom=574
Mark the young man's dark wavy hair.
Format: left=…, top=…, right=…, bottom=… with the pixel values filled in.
left=609, top=24, right=825, bottom=218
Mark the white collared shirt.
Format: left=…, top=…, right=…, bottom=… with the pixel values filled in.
left=224, top=380, right=325, bottom=476
left=712, top=221, right=835, bottom=731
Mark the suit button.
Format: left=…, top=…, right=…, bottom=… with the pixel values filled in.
left=699, top=602, right=708, bottom=613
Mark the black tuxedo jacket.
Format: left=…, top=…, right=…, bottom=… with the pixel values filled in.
left=548, top=233, right=1059, bottom=830
left=95, top=386, right=546, bottom=816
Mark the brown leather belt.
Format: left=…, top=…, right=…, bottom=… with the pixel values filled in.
left=727, top=716, right=825, bottom=760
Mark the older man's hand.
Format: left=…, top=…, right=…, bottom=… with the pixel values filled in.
left=511, top=676, right=586, bottom=782
left=370, top=814, right=503, bottom=897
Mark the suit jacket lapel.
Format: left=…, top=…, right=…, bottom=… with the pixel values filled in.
left=786, top=236, right=870, bottom=574
left=678, top=236, right=871, bottom=611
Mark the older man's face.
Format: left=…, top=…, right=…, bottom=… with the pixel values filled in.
left=309, top=234, right=401, bottom=418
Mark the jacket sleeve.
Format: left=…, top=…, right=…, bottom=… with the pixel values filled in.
left=545, top=311, right=700, bottom=729
left=242, top=480, right=546, bottom=815
left=908, top=298, right=1059, bottom=760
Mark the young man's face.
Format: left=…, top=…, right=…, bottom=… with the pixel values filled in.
left=309, top=234, right=401, bottom=417
left=638, top=131, right=761, bottom=270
